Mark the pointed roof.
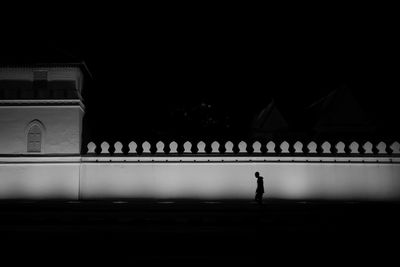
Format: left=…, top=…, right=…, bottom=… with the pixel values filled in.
left=307, top=87, right=372, bottom=132
left=252, top=99, right=288, bottom=133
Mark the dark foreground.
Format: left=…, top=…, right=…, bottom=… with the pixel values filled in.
left=1, top=200, right=399, bottom=265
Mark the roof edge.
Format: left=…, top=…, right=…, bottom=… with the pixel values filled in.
left=0, top=61, right=93, bottom=79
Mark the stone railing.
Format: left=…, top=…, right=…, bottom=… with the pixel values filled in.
left=84, top=140, right=400, bottom=156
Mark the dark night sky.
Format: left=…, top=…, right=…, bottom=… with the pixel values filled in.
left=1, top=10, right=398, bottom=143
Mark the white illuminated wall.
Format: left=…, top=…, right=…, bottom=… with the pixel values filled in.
left=1, top=155, right=399, bottom=200
left=0, top=106, right=83, bottom=154
left=79, top=160, right=400, bottom=200
left=0, top=66, right=85, bottom=155
left=0, top=160, right=80, bottom=199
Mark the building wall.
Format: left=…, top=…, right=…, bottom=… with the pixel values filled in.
left=80, top=159, right=400, bottom=200
left=0, top=66, right=84, bottom=94
left=0, top=106, right=83, bottom=154
left=0, top=160, right=80, bottom=199
left=1, top=156, right=399, bottom=200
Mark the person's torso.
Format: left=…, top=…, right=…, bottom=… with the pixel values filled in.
left=257, top=178, right=264, bottom=192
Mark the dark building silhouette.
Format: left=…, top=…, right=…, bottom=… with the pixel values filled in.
left=250, top=87, right=385, bottom=143
left=305, top=88, right=375, bottom=140
left=251, top=99, right=289, bottom=139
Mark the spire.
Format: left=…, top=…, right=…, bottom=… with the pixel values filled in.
left=252, top=99, right=288, bottom=136
left=308, top=87, right=372, bottom=133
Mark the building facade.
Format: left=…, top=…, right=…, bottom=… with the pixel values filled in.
left=0, top=64, right=86, bottom=155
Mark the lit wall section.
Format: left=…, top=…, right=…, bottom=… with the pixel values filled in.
left=79, top=160, right=400, bottom=200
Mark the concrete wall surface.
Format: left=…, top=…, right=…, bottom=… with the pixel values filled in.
left=0, top=106, right=82, bottom=154
left=0, top=156, right=399, bottom=200
left=80, top=160, right=400, bottom=200
left=0, top=162, right=80, bottom=199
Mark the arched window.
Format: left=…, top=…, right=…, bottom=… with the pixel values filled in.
left=27, top=123, right=42, bottom=153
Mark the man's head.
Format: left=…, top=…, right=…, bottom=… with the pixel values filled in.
left=255, top=172, right=260, bottom=178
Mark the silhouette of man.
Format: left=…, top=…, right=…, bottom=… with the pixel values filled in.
left=254, top=172, right=264, bottom=204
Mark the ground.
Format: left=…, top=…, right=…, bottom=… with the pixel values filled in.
left=1, top=200, right=399, bottom=265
